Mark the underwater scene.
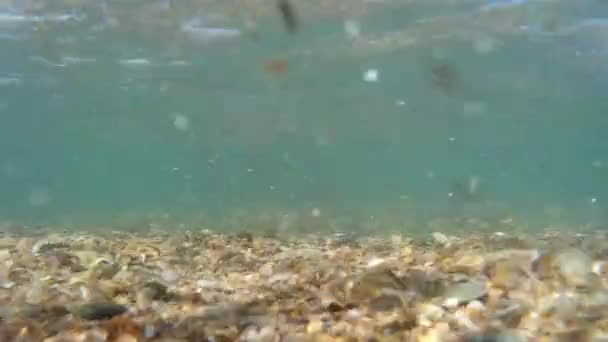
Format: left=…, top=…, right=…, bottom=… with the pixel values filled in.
left=1, top=0, right=608, bottom=340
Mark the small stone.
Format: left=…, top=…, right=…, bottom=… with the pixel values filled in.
left=282, top=334, right=311, bottom=342
left=443, top=280, right=487, bottom=306
left=235, top=231, right=254, bottom=242
left=74, top=303, right=127, bottom=320
left=144, top=324, right=157, bottom=339
left=400, top=246, right=413, bottom=257
left=368, top=293, right=403, bottom=311
left=432, top=232, right=450, bottom=246
left=347, top=268, right=405, bottom=302
left=311, top=334, right=335, bottom=342
left=554, top=249, right=593, bottom=288
left=19, top=304, right=70, bottom=321
left=443, top=297, right=460, bottom=309
left=486, top=260, right=525, bottom=290
left=418, top=303, right=445, bottom=322
left=465, top=300, right=486, bottom=323
left=136, top=288, right=154, bottom=311
left=592, top=261, right=608, bottom=275
left=115, top=334, right=138, bottom=342
left=307, top=320, right=324, bottom=335
left=450, top=254, right=485, bottom=275
left=465, top=329, right=527, bottom=342
left=417, top=321, right=451, bottom=342
left=142, top=281, right=169, bottom=300
left=0, top=249, right=10, bottom=262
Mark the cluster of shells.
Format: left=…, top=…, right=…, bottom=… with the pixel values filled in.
left=0, top=227, right=607, bottom=342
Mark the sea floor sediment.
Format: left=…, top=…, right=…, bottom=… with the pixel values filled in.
left=0, top=228, right=607, bottom=341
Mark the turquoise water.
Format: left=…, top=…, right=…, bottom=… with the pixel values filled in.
left=1, top=0, right=608, bottom=232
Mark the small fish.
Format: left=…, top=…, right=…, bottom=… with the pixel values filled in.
left=277, top=0, right=298, bottom=34
left=430, top=63, right=461, bottom=95
left=263, top=58, right=288, bottom=75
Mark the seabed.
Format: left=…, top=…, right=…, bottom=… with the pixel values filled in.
left=0, top=226, right=607, bottom=342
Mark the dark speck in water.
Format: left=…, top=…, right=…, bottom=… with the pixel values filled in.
left=431, top=63, right=461, bottom=95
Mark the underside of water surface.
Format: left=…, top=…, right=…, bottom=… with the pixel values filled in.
left=1, top=0, right=608, bottom=234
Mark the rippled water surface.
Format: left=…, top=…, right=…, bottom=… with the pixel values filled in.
left=1, top=0, right=607, bottom=233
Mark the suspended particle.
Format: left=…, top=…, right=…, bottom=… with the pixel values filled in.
left=363, top=69, right=379, bottom=82
left=173, top=113, right=190, bottom=132
left=311, top=208, right=321, bottom=217
left=344, top=19, right=361, bottom=39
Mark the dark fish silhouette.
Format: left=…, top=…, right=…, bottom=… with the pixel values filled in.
left=431, top=63, right=461, bottom=95
left=277, top=0, right=298, bottom=34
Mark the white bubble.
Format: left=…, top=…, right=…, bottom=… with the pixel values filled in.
left=344, top=19, right=361, bottom=39
left=311, top=208, right=321, bottom=217
left=173, top=113, right=190, bottom=131
left=363, top=69, right=379, bottom=82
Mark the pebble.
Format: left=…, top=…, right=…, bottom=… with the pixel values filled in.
left=554, top=249, right=593, bottom=287
left=74, top=303, right=128, bottom=320
left=442, top=280, right=487, bottom=306
left=432, top=232, right=450, bottom=246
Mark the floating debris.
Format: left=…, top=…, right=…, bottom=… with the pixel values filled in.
left=263, top=57, right=289, bottom=76
left=118, top=58, right=152, bottom=68
left=430, top=63, right=462, bottom=96
left=181, top=17, right=241, bottom=43
left=173, top=113, right=190, bottom=132
left=277, top=0, right=298, bottom=34
left=344, top=19, right=361, bottom=40
left=363, top=68, right=379, bottom=82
